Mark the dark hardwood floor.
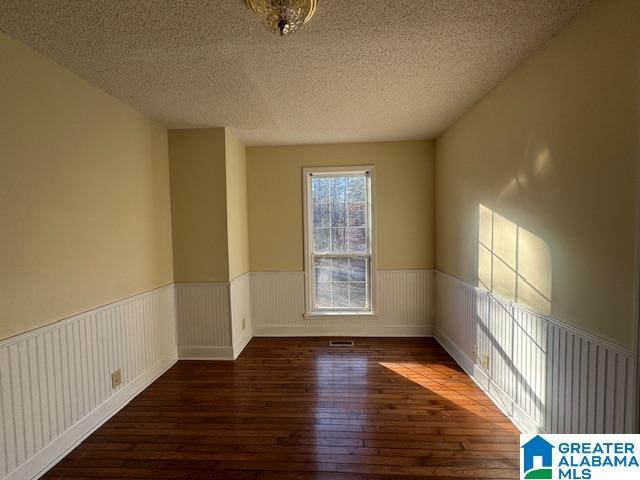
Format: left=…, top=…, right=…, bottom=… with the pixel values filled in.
left=43, top=337, right=520, bottom=479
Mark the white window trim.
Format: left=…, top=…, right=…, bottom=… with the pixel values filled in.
left=302, top=165, right=377, bottom=317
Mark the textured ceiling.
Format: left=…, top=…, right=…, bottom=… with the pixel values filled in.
left=0, top=1, right=588, bottom=145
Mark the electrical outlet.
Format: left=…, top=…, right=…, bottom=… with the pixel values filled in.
left=242, top=317, right=246, bottom=330
left=482, top=354, right=490, bottom=370
left=111, top=369, right=122, bottom=389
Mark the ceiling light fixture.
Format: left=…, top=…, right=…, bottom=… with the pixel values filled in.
left=243, top=0, right=318, bottom=37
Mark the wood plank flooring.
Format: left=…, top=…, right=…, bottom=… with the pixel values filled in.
left=43, top=337, right=520, bottom=479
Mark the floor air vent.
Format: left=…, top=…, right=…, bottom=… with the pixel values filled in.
left=329, top=340, right=354, bottom=347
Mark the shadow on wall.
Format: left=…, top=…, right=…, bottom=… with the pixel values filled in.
left=476, top=204, right=552, bottom=429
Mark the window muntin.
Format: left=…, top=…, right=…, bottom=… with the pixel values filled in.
left=305, top=169, right=373, bottom=313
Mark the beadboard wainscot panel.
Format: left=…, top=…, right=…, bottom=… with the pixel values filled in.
left=175, top=282, right=233, bottom=359
left=0, top=285, right=177, bottom=480
left=434, top=271, right=635, bottom=434
left=250, top=270, right=434, bottom=336
left=230, top=273, right=252, bottom=359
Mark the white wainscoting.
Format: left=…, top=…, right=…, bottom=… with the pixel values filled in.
left=230, top=273, right=253, bottom=359
left=0, top=285, right=178, bottom=480
left=175, top=282, right=233, bottom=359
left=434, top=271, right=636, bottom=434
left=250, top=270, right=434, bottom=336
left=3, top=270, right=632, bottom=480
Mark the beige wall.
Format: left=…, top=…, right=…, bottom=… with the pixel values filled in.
left=168, top=128, right=229, bottom=282
left=225, top=130, right=250, bottom=280
left=247, top=141, right=435, bottom=272
left=435, top=0, right=639, bottom=346
left=0, top=32, right=174, bottom=340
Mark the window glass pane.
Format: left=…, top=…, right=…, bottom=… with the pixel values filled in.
left=332, top=282, right=349, bottom=307
left=314, top=203, right=330, bottom=227
left=348, top=176, right=366, bottom=202
left=350, top=283, right=366, bottom=307
left=349, top=258, right=366, bottom=281
left=312, top=177, right=331, bottom=204
left=331, top=228, right=347, bottom=253
left=348, top=227, right=367, bottom=253
left=315, top=257, right=332, bottom=282
left=348, top=203, right=366, bottom=227
left=314, top=228, right=330, bottom=253
left=316, top=282, right=331, bottom=308
left=312, top=256, right=368, bottom=310
left=331, top=258, right=349, bottom=281
left=331, top=177, right=348, bottom=203
left=331, top=203, right=346, bottom=227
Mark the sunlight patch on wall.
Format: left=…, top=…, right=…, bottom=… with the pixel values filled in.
left=478, top=204, right=551, bottom=314
left=533, top=148, right=552, bottom=177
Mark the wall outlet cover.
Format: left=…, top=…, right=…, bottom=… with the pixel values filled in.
left=482, top=354, right=490, bottom=370
left=111, top=369, right=122, bottom=389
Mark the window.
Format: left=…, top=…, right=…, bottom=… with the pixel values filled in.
left=303, top=166, right=374, bottom=315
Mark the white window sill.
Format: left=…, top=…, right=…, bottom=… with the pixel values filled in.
left=303, top=311, right=378, bottom=321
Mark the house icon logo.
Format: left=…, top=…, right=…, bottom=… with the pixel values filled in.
left=521, top=435, right=554, bottom=479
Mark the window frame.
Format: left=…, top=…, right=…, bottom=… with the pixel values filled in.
left=302, top=165, right=376, bottom=317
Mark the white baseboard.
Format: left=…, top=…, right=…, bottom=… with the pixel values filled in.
left=9, top=353, right=177, bottom=480
left=434, top=327, right=540, bottom=433
left=232, top=327, right=253, bottom=359
left=470, top=357, right=544, bottom=434
left=433, top=326, right=474, bottom=372
left=253, top=325, right=434, bottom=337
left=178, top=345, right=234, bottom=360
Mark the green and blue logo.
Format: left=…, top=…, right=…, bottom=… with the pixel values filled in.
left=520, top=434, right=640, bottom=479
left=521, top=435, right=554, bottom=479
